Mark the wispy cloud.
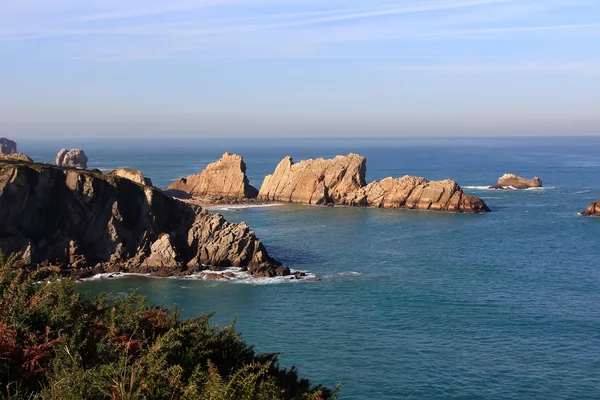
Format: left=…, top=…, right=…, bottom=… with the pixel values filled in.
left=378, top=62, right=600, bottom=72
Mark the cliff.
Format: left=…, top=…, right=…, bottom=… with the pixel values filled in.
left=168, top=153, right=258, bottom=200
left=258, top=154, right=489, bottom=212
left=0, top=160, right=285, bottom=278
left=258, top=154, right=367, bottom=204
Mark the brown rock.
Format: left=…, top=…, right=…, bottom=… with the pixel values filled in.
left=495, top=174, right=542, bottom=189
left=0, top=153, right=32, bottom=162
left=108, top=168, right=153, bottom=186
left=258, top=154, right=366, bottom=204
left=344, top=176, right=489, bottom=213
left=0, top=160, right=283, bottom=279
left=168, top=153, right=258, bottom=199
left=56, top=148, right=88, bottom=169
left=582, top=200, right=600, bottom=217
left=204, top=273, right=227, bottom=281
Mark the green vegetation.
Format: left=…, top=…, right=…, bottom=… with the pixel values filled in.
left=0, top=252, right=337, bottom=399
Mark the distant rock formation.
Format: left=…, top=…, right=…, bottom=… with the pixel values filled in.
left=490, top=174, right=542, bottom=190
left=258, top=154, right=367, bottom=204
left=258, top=153, right=489, bottom=213
left=344, top=176, right=490, bottom=212
left=0, top=153, right=32, bottom=162
left=0, top=138, right=17, bottom=155
left=108, top=168, right=153, bottom=187
left=56, top=148, right=88, bottom=169
left=0, top=161, right=286, bottom=279
left=581, top=200, right=600, bottom=217
left=168, top=153, right=258, bottom=200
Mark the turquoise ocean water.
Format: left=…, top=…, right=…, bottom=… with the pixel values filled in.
left=19, top=137, right=600, bottom=399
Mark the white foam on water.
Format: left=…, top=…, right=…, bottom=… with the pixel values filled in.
left=463, top=185, right=555, bottom=191
left=463, top=186, right=492, bottom=190
left=79, top=272, right=152, bottom=281
left=181, top=267, right=317, bottom=285
left=573, top=190, right=591, bottom=195
left=206, top=203, right=283, bottom=211
left=323, top=271, right=362, bottom=279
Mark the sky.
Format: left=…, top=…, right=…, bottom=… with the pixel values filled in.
left=1, top=0, right=600, bottom=138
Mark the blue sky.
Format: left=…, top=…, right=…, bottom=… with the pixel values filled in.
left=1, top=0, right=600, bottom=138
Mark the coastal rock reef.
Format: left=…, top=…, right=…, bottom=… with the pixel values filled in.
left=56, top=148, right=88, bottom=169
left=0, top=137, right=32, bottom=162
left=257, top=154, right=489, bottom=213
left=490, top=173, right=542, bottom=190
left=168, top=152, right=258, bottom=200
left=0, top=160, right=285, bottom=278
left=581, top=200, right=600, bottom=217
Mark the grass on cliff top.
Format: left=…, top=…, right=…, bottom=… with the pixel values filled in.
left=0, top=252, right=337, bottom=400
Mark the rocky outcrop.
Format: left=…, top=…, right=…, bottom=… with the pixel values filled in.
left=0, top=138, right=17, bottom=155
left=491, top=174, right=542, bottom=190
left=0, top=153, right=32, bottom=162
left=56, top=148, right=88, bottom=169
left=258, top=153, right=489, bottom=212
left=343, top=176, right=490, bottom=212
left=108, top=168, right=153, bottom=187
left=258, top=154, right=366, bottom=204
left=168, top=153, right=258, bottom=200
left=581, top=200, right=600, bottom=217
left=0, top=159, right=285, bottom=278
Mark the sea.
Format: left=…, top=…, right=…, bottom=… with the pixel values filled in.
left=19, top=137, right=600, bottom=399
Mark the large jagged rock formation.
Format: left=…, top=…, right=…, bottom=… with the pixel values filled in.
left=0, top=138, right=17, bottom=155
left=258, top=154, right=367, bottom=204
left=108, top=168, right=153, bottom=187
left=581, top=200, right=600, bottom=217
left=168, top=153, right=258, bottom=199
left=344, top=176, right=490, bottom=212
left=491, top=174, right=542, bottom=190
left=258, top=154, right=489, bottom=213
left=0, top=160, right=284, bottom=278
left=56, top=148, right=88, bottom=169
left=0, top=153, right=32, bottom=162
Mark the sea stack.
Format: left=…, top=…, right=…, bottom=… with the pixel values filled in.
left=258, top=154, right=367, bottom=204
left=490, top=174, right=542, bottom=190
left=258, top=153, right=489, bottom=213
left=168, top=152, right=258, bottom=200
left=581, top=200, right=600, bottom=217
left=56, top=148, right=88, bottom=169
left=0, top=160, right=286, bottom=278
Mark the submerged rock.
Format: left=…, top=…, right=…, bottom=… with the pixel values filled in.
left=258, top=154, right=367, bottom=204
left=492, top=174, right=542, bottom=190
left=56, top=148, right=88, bottom=169
left=0, top=161, right=284, bottom=278
left=581, top=200, right=600, bottom=217
left=168, top=153, right=258, bottom=199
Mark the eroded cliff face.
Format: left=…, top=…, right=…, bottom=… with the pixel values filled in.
left=168, top=153, right=258, bottom=199
left=581, top=200, right=600, bottom=217
left=108, top=168, right=153, bottom=187
left=0, top=160, right=283, bottom=278
left=258, top=154, right=489, bottom=213
left=258, top=154, right=367, bottom=204
left=492, top=174, right=542, bottom=189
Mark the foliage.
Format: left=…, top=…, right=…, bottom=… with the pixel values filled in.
left=0, top=252, right=337, bottom=399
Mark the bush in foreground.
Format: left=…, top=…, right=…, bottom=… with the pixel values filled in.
left=0, top=252, right=337, bottom=399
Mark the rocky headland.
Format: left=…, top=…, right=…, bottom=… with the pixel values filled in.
left=56, top=148, right=88, bottom=169
left=258, top=154, right=489, bottom=213
left=0, top=159, right=289, bottom=279
left=581, top=200, right=600, bottom=217
left=0, top=137, right=32, bottom=162
left=490, top=174, right=542, bottom=190
left=108, top=168, right=153, bottom=187
left=168, top=152, right=259, bottom=203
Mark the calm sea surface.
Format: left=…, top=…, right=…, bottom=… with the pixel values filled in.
left=20, top=137, right=600, bottom=399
